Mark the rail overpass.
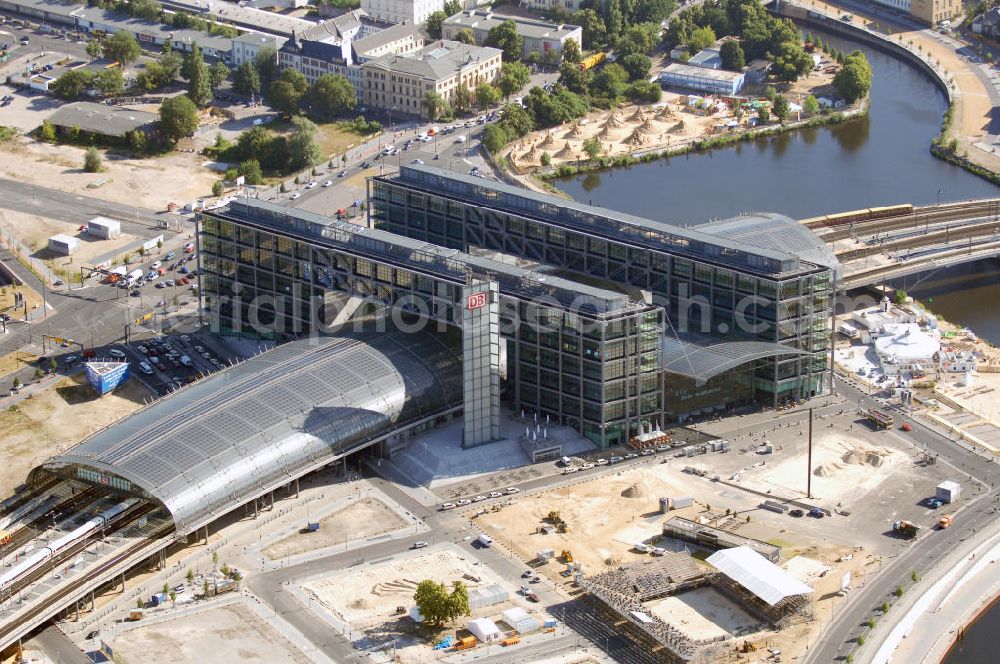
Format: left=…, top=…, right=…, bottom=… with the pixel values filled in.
left=801, top=198, right=1000, bottom=290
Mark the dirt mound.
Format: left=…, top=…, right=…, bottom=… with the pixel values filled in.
left=621, top=482, right=648, bottom=498
left=348, top=597, right=370, bottom=609
left=814, top=463, right=842, bottom=477
left=842, top=447, right=892, bottom=467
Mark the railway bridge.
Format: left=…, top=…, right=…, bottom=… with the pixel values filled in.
left=801, top=198, right=1000, bottom=291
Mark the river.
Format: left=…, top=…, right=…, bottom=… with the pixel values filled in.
left=554, top=32, right=999, bottom=224
left=553, top=28, right=1000, bottom=661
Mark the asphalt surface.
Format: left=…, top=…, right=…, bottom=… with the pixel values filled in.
left=32, top=624, right=90, bottom=664
left=802, top=376, right=1000, bottom=664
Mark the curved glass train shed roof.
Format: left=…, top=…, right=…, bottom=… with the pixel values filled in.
left=35, top=328, right=462, bottom=535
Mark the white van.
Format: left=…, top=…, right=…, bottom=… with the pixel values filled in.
left=477, top=533, right=493, bottom=547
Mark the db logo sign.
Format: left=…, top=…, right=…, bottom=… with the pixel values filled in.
left=466, top=292, right=488, bottom=310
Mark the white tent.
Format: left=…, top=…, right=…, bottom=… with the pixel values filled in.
left=467, top=618, right=501, bottom=643
left=408, top=606, right=423, bottom=623
left=502, top=607, right=540, bottom=634
left=707, top=546, right=813, bottom=605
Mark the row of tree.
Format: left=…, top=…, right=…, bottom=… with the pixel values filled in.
left=421, top=61, right=530, bottom=122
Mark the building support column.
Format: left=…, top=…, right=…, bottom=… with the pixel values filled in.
left=294, top=477, right=299, bottom=498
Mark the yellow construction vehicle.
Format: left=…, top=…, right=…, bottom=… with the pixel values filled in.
left=560, top=549, right=573, bottom=563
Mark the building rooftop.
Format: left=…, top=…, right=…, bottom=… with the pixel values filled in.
left=687, top=47, right=722, bottom=69
left=232, top=31, right=288, bottom=49
left=153, top=0, right=316, bottom=37
left=363, top=40, right=501, bottom=82
left=47, top=101, right=158, bottom=137
left=296, top=9, right=365, bottom=43
left=706, top=546, right=812, bottom=606
left=353, top=21, right=422, bottom=58
left=389, top=165, right=823, bottom=277
left=660, top=62, right=744, bottom=83
left=442, top=10, right=580, bottom=40
left=217, top=199, right=638, bottom=314
left=36, top=328, right=463, bottom=535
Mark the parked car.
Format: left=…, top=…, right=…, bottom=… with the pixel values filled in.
left=108, top=348, right=126, bottom=359
left=322, top=180, right=333, bottom=187
left=138, top=361, right=154, bottom=375
left=789, top=509, right=804, bottom=518
left=411, top=540, right=428, bottom=549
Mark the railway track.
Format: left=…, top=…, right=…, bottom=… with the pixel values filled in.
left=0, top=520, right=173, bottom=651
left=836, top=219, right=1000, bottom=260
left=812, top=200, right=1000, bottom=242
left=0, top=501, right=154, bottom=605
left=0, top=488, right=103, bottom=561
left=0, top=477, right=61, bottom=521
left=842, top=238, right=1000, bottom=289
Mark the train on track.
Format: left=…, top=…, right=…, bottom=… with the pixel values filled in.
left=0, top=498, right=139, bottom=592
left=802, top=204, right=914, bottom=229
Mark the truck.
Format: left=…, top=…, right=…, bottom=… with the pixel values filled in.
left=477, top=533, right=493, bottom=547
left=861, top=407, right=893, bottom=429
left=578, top=52, right=606, bottom=71
left=454, top=636, right=477, bottom=651
left=938, top=514, right=954, bottom=529
left=125, top=268, right=143, bottom=287
left=892, top=520, right=920, bottom=539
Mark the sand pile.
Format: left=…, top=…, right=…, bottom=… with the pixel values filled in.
left=841, top=447, right=892, bottom=467
left=348, top=598, right=371, bottom=609
left=621, top=482, right=649, bottom=498
left=372, top=579, right=418, bottom=596
left=814, top=463, right=843, bottom=477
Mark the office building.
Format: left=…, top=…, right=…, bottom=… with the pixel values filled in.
left=199, top=165, right=836, bottom=447
left=361, top=0, right=444, bottom=27
left=361, top=40, right=502, bottom=118
left=231, top=33, right=287, bottom=68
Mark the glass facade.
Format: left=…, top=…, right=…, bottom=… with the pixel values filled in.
left=370, top=171, right=834, bottom=411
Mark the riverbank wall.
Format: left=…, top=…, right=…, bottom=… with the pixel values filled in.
left=770, top=0, right=954, bottom=102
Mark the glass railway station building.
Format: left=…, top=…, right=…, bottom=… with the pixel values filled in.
left=199, top=165, right=838, bottom=449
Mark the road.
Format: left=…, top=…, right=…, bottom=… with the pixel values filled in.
left=802, top=375, right=1000, bottom=664
left=32, top=624, right=90, bottom=664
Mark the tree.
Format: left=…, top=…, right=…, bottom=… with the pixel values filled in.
left=159, top=95, right=200, bottom=142
left=305, top=74, right=356, bottom=119
left=620, top=53, right=651, bottom=82
left=627, top=79, right=662, bottom=103
left=212, top=180, right=225, bottom=196
left=104, top=31, right=140, bottom=65
left=617, top=23, right=660, bottom=57
left=635, top=0, right=675, bottom=23
left=168, top=590, right=177, bottom=607
left=720, top=40, right=745, bottom=71
left=183, top=45, right=212, bottom=107
left=590, top=63, right=628, bottom=100
left=454, top=28, right=476, bottom=45
left=482, top=124, right=510, bottom=154
left=209, top=61, right=231, bottom=91
left=687, top=26, right=716, bottom=53
left=422, top=90, right=444, bottom=121
left=33, top=368, right=42, bottom=380
left=83, top=147, right=102, bottom=173
left=444, top=0, right=461, bottom=13
left=499, top=103, right=533, bottom=137
left=93, top=68, right=125, bottom=96
left=425, top=10, right=447, bottom=39
left=772, top=94, right=789, bottom=121
left=254, top=46, right=279, bottom=85
left=558, top=61, right=592, bottom=95
left=50, top=70, right=94, bottom=100
left=758, top=106, right=770, bottom=123
left=202, top=580, right=209, bottom=596
left=576, top=9, right=607, bottom=48
left=540, top=151, right=551, bottom=166
left=238, top=158, right=263, bottom=184
left=802, top=94, right=820, bottom=116
left=11, top=377, right=20, bottom=390
left=413, top=580, right=471, bottom=627
left=497, top=61, right=530, bottom=99
left=771, top=41, right=813, bottom=82
left=486, top=20, right=523, bottom=62
left=49, top=358, right=57, bottom=373
left=452, top=83, right=474, bottom=115
left=286, top=116, right=321, bottom=170
left=234, top=61, right=261, bottom=96
left=85, top=39, right=103, bottom=60
left=186, top=569, right=195, bottom=583
left=833, top=51, right=872, bottom=103
left=475, top=82, right=501, bottom=110
left=562, top=39, right=582, bottom=64
left=236, top=125, right=273, bottom=162
left=582, top=136, right=601, bottom=160
left=269, top=68, right=307, bottom=116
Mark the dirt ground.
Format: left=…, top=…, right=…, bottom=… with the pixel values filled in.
left=263, top=497, right=408, bottom=560
left=646, top=587, right=760, bottom=640
left=0, top=373, right=151, bottom=497
left=0, top=137, right=216, bottom=212
left=739, top=433, right=900, bottom=504
left=301, top=547, right=505, bottom=628
left=110, top=603, right=311, bottom=664
left=0, top=209, right=139, bottom=271
left=507, top=59, right=840, bottom=172
left=0, top=281, right=43, bottom=316
left=477, top=466, right=689, bottom=576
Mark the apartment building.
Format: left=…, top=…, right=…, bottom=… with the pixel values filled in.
left=441, top=10, right=581, bottom=61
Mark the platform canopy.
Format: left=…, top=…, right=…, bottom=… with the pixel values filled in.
left=707, top=546, right=813, bottom=606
